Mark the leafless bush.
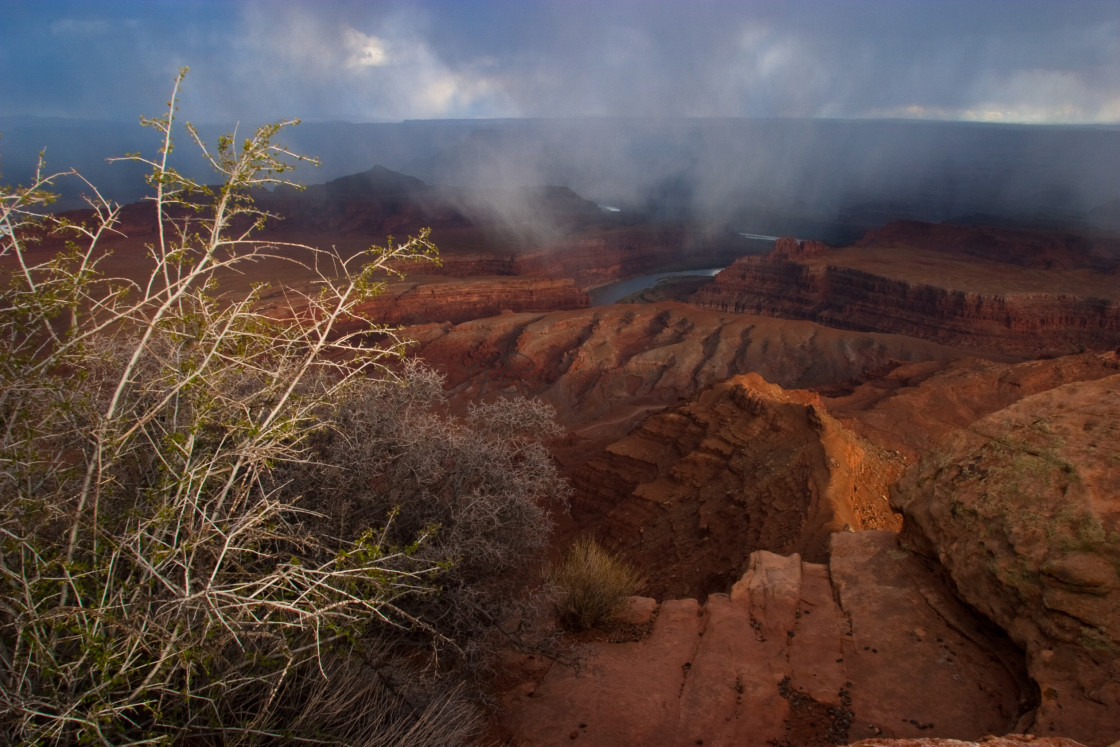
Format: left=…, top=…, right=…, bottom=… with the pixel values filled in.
left=282, top=361, right=572, bottom=669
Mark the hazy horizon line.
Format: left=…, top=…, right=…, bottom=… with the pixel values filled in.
left=5, top=114, right=1120, bottom=130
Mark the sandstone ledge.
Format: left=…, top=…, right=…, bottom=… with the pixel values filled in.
left=501, top=532, right=1030, bottom=746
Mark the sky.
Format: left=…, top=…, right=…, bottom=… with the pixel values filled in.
left=1, top=0, right=1118, bottom=126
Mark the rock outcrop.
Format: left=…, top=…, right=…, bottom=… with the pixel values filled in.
left=570, top=373, right=903, bottom=599
left=893, top=375, right=1120, bottom=745
left=824, top=353, right=1120, bottom=462
left=501, top=532, right=1032, bottom=746
left=691, top=224, right=1120, bottom=358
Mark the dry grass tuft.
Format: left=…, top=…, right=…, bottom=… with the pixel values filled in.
left=549, top=537, right=642, bottom=631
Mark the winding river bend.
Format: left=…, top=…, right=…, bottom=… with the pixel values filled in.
left=589, top=267, right=725, bottom=306
left=588, top=233, right=780, bottom=306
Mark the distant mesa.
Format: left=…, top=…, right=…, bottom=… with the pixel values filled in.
left=251, top=163, right=621, bottom=246
left=854, top=220, right=1117, bottom=272
left=692, top=221, right=1120, bottom=358
left=322, top=164, right=430, bottom=198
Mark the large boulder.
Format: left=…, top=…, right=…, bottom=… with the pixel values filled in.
left=893, top=375, right=1120, bottom=745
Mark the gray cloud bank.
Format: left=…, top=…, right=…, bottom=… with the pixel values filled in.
left=4, top=116, right=1117, bottom=241
left=3, top=1, right=1118, bottom=240
left=1, top=0, right=1118, bottom=124
left=291, top=117, right=1120, bottom=238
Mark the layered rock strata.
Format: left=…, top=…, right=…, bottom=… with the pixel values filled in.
left=570, top=373, right=903, bottom=599
left=412, top=303, right=970, bottom=434
left=352, top=276, right=589, bottom=325
left=855, top=221, right=1120, bottom=272
left=691, top=227, right=1120, bottom=357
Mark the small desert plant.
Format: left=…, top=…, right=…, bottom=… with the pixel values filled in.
left=548, top=537, right=642, bottom=631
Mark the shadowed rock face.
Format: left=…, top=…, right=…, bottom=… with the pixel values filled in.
left=893, top=375, right=1120, bottom=745
left=691, top=223, right=1120, bottom=358
left=569, top=373, right=903, bottom=599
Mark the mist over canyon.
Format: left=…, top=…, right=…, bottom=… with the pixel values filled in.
left=4, top=112, right=1120, bottom=746
left=4, top=117, right=1119, bottom=242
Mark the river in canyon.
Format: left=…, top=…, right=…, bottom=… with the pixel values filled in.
left=589, top=267, right=725, bottom=306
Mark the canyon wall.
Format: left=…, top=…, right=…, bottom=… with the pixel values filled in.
left=692, top=226, right=1120, bottom=358
left=411, top=303, right=971, bottom=433
left=353, top=276, right=589, bottom=325
left=692, top=254, right=1120, bottom=357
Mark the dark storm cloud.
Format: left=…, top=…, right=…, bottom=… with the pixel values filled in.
left=1, top=0, right=1117, bottom=124
left=389, top=0, right=1120, bottom=122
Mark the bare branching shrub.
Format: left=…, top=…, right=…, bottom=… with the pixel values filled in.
left=548, top=537, right=642, bottom=631
left=0, top=69, right=557, bottom=744
left=282, top=361, right=572, bottom=669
